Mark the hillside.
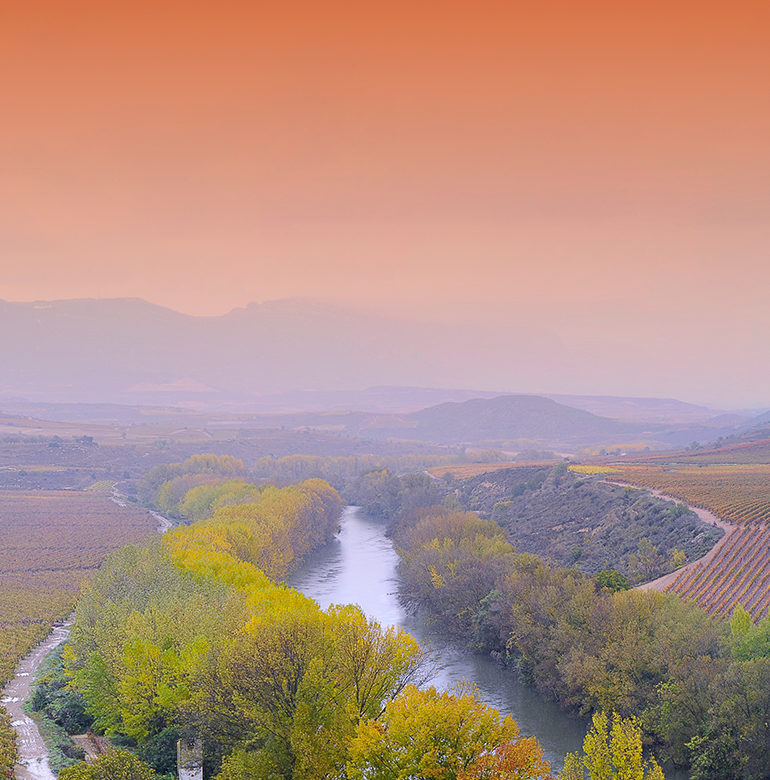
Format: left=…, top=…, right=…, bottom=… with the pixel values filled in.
left=254, top=394, right=647, bottom=449
left=546, top=394, right=727, bottom=423
left=417, top=395, right=625, bottom=440
left=592, top=454, right=770, bottom=618
left=451, top=465, right=721, bottom=581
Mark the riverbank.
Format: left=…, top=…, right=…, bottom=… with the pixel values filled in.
left=2, top=499, right=173, bottom=779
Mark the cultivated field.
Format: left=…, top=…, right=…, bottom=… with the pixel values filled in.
left=629, top=437, right=770, bottom=466
left=0, top=489, right=157, bottom=685
left=667, top=523, right=770, bottom=619
left=426, top=461, right=555, bottom=480
left=600, top=463, right=770, bottom=618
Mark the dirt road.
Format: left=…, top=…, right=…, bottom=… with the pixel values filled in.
left=1, top=624, right=70, bottom=780
left=604, top=480, right=738, bottom=593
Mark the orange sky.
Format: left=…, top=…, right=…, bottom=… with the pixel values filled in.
left=1, top=1, right=769, bottom=403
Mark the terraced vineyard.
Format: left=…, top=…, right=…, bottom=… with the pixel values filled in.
left=610, top=464, right=770, bottom=617
left=667, top=524, right=770, bottom=619
left=0, top=490, right=157, bottom=685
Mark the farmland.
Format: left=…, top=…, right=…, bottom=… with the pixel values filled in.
left=0, top=490, right=157, bottom=686
left=628, top=437, right=770, bottom=466
left=611, top=464, right=770, bottom=526
left=425, top=460, right=556, bottom=480
left=666, top=523, right=770, bottom=619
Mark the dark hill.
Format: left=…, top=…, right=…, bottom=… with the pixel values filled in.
left=369, top=394, right=639, bottom=447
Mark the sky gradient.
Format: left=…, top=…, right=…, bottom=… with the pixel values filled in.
left=2, top=1, right=769, bottom=405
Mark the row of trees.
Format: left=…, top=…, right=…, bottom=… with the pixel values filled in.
left=61, top=476, right=553, bottom=778
left=138, top=453, right=470, bottom=519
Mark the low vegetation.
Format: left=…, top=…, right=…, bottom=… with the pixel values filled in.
left=353, top=464, right=719, bottom=584
left=0, top=708, right=15, bottom=779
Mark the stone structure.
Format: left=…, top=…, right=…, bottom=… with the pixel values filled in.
left=177, top=737, right=203, bottom=780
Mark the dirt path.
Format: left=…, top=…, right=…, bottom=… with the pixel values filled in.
left=3, top=498, right=172, bottom=778
left=148, top=509, right=173, bottom=534
left=603, top=480, right=738, bottom=593
left=1, top=624, right=70, bottom=780
left=110, top=487, right=172, bottom=534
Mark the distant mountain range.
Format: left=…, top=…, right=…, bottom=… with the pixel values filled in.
left=2, top=297, right=767, bottom=451
left=3, top=393, right=762, bottom=453
left=0, top=297, right=555, bottom=407
left=366, top=395, right=631, bottom=447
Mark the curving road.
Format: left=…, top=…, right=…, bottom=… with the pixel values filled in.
left=603, top=480, right=737, bottom=593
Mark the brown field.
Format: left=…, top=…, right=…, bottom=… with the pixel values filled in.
left=624, top=437, right=770, bottom=466
left=425, top=461, right=556, bottom=480
left=0, top=490, right=157, bottom=685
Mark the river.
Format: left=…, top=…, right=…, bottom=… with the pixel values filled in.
left=289, top=505, right=588, bottom=773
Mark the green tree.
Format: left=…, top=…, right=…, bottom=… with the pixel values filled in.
left=729, top=605, right=770, bottom=660
left=595, top=570, right=630, bottom=592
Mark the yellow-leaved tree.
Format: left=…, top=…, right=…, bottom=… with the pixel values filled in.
left=559, top=711, right=664, bottom=780
left=346, top=683, right=551, bottom=780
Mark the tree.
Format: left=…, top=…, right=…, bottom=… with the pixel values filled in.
left=729, top=605, right=770, bottom=660
left=595, top=570, right=630, bottom=592
left=627, top=539, right=665, bottom=584
left=59, top=749, right=160, bottom=780
left=687, top=658, right=770, bottom=780
left=346, top=684, right=551, bottom=780
left=560, top=711, right=664, bottom=780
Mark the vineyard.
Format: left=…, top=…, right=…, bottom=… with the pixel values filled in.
left=611, top=464, right=770, bottom=526
left=630, top=437, right=770, bottom=466
left=667, top=524, right=770, bottom=619
left=606, top=464, right=770, bottom=618
left=426, top=461, right=555, bottom=480
left=0, top=489, right=157, bottom=686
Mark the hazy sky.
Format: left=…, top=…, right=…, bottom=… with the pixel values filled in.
left=2, top=1, right=769, bottom=405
